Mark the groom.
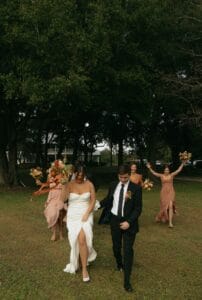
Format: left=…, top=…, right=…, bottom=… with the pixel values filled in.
left=99, top=164, right=142, bottom=292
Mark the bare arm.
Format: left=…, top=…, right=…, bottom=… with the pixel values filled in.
left=33, top=188, right=50, bottom=196
left=33, top=181, right=51, bottom=196
left=146, top=163, right=162, bottom=178
left=59, top=182, right=70, bottom=203
left=82, top=182, right=96, bottom=221
left=139, top=174, right=144, bottom=186
left=171, top=163, right=184, bottom=177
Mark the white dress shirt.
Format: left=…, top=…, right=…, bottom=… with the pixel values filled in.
left=111, top=181, right=130, bottom=217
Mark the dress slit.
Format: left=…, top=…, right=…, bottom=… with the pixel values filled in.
left=63, top=192, right=97, bottom=274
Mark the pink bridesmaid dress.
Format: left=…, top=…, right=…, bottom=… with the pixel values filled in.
left=155, top=175, right=177, bottom=222
left=44, top=181, right=66, bottom=228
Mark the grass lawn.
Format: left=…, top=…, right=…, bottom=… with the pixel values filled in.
left=0, top=181, right=202, bottom=300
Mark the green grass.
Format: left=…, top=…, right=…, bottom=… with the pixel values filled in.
left=0, top=182, right=202, bottom=300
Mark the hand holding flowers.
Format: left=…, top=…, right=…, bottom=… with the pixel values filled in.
left=179, top=151, right=192, bottom=163
left=143, top=179, right=153, bottom=191
left=30, top=167, right=43, bottom=185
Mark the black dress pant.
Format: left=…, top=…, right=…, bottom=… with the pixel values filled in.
left=110, top=214, right=136, bottom=285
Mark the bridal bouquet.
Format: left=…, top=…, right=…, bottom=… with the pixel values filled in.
left=62, top=164, right=73, bottom=177
left=30, top=167, right=43, bottom=185
left=48, top=161, right=72, bottom=184
left=179, top=151, right=192, bottom=162
left=51, top=159, right=65, bottom=170
left=143, top=179, right=153, bottom=191
left=60, top=176, right=69, bottom=185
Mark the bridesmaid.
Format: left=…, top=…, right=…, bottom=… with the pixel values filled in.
left=34, top=167, right=67, bottom=241
left=146, top=162, right=185, bottom=228
left=130, top=163, right=143, bottom=186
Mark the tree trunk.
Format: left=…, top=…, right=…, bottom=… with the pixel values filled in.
left=84, top=140, right=88, bottom=164
left=8, top=143, right=18, bottom=186
left=35, top=126, right=44, bottom=166
left=118, top=138, right=123, bottom=165
left=170, top=145, right=180, bottom=169
left=7, top=109, right=19, bottom=186
left=110, top=139, right=113, bottom=166
left=72, top=135, right=79, bottom=163
left=57, top=131, right=65, bottom=160
left=0, top=148, right=9, bottom=185
left=43, top=131, right=49, bottom=168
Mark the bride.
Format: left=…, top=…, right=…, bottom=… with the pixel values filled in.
left=61, top=165, right=97, bottom=282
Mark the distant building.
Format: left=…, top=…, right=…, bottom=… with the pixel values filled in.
left=48, top=147, right=101, bottom=165
left=17, top=146, right=101, bottom=165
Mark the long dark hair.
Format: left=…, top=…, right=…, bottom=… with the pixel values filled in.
left=164, top=164, right=170, bottom=171
left=75, top=165, right=86, bottom=179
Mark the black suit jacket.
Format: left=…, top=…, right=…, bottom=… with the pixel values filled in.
left=98, top=180, right=142, bottom=233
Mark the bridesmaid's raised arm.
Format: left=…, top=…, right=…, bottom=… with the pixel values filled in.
left=171, top=162, right=184, bottom=177
left=146, top=163, right=162, bottom=178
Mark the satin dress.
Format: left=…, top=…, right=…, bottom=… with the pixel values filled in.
left=44, top=182, right=66, bottom=228
left=156, top=175, right=176, bottom=222
left=63, top=192, right=97, bottom=273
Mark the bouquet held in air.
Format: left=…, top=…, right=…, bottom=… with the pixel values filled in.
left=178, top=151, right=192, bottom=162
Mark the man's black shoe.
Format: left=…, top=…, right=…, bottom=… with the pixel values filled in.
left=116, top=265, right=123, bottom=272
left=124, top=283, right=133, bottom=293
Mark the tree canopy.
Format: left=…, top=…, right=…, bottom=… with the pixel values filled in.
left=0, top=0, right=201, bottom=185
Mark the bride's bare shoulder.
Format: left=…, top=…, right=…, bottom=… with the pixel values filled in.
left=85, top=179, right=92, bottom=185
left=85, top=180, right=95, bottom=191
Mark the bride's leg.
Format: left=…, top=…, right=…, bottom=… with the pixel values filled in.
left=78, top=229, right=89, bottom=280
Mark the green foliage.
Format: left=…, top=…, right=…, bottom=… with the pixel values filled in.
left=0, top=0, right=201, bottom=184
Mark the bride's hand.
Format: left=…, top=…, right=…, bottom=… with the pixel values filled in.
left=82, top=212, right=89, bottom=222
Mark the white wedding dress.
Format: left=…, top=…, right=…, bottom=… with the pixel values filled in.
left=63, top=192, right=97, bottom=274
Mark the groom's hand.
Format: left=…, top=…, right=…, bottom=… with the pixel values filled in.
left=120, top=221, right=130, bottom=230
